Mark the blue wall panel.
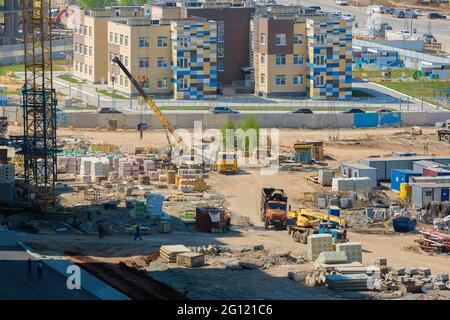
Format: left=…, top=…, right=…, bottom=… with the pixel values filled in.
left=379, top=112, right=402, bottom=127
left=354, top=112, right=378, bottom=128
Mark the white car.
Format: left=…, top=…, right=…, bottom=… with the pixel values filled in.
left=335, top=0, right=348, bottom=5
left=341, top=13, right=355, bottom=21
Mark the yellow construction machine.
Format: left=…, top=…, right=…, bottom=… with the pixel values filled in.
left=287, top=208, right=348, bottom=244
left=216, top=151, right=238, bottom=174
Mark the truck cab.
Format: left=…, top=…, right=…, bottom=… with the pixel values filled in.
left=216, top=152, right=238, bottom=174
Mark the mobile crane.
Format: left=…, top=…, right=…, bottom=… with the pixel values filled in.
left=112, top=57, right=187, bottom=160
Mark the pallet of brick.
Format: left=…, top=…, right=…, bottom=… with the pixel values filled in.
left=307, top=234, right=333, bottom=261
left=67, top=157, right=78, bottom=174
left=335, top=242, right=362, bottom=263
left=167, top=170, right=176, bottom=184
left=143, top=160, right=156, bottom=171
left=57, top=156, right=68, bottom=173
left=160, top=245, right=191, bottom=263
left=176, top=252, right=205, bottom=267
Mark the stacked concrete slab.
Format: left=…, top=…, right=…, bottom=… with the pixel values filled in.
left=335, top=242, right=362, bottom=263
left=307, top=234, right=333, bottom=261
left=332, top=177, right=373, bottom=191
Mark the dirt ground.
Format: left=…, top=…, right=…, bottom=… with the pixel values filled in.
left=13, top=125, right=450, bottom=299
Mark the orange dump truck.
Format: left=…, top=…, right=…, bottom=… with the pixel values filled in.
left=260, top=187, right=288, bottom=230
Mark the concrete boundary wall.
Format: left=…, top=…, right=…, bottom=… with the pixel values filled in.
left=54, top=110, right=450, bottom=129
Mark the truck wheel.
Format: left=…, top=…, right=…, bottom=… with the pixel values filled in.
left=282, top=224, right=288, bottom=231
left=300, top=232, right=308, bottom=244
left=293, top=231, right=301, bottom=242
left=264, top=220, right=269, bottom=230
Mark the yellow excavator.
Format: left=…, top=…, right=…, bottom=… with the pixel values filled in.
left=112, top=57, right=188, bottom=160
left=287, top=208, right=348, bottom=244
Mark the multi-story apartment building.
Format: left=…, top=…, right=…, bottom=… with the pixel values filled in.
left=251, top=6, right=352, bottom=99
left=73, top=6, right=145, bottom=84
left=106, top=16, right=217, bottom=99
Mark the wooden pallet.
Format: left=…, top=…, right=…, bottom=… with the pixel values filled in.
left=306, top=175, right=319, bottom=184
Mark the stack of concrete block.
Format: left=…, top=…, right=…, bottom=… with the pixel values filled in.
left=79, top=157, right=92, bottom=176
left=67, top=156, right=78, bottom=174
left=176, top=252, right=205, bottom=267
left=0, top=163, right=14, bottom=183
left=316, top=251, right=348, bottom=265
left=335, top=242, right=362, bottom=263
left=92, top=158, right=110, bottom=178
left=332, top=177, right=373, bottom=191
left=307, top=234, right=333, bottom=261
left=131, top=162, right=140, bottom=178
left=143, top=159, right=156, bottom=172
left=318, top=169, right=335, bottom=186
left=118, top=161, right=132, bottom=178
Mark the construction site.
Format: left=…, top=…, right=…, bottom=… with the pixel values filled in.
left=1, top=1, right=450, bottom=302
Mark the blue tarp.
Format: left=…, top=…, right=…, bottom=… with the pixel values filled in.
left=354, top=112, right=378, bottom=128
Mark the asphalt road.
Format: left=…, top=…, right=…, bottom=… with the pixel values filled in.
left=279, top=0, right=450, bottom=52
left=0, top=246, right=98, bottom=300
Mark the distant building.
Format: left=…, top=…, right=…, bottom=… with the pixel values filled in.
left=0, top=0, right=21, bottom=45
left=252, top=6, right=352, bottom=99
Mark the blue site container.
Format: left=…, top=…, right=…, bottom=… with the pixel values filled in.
left=390, top=169, right=422, bottom=191
left=392, top=216, right=416, bottom=233
left=328, top=206, right=340, bottom=217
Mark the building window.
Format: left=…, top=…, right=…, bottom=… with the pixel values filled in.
left=314, top=75, right=325, bottom=87
left=75, top=43, right=79, bottom=53
left=157, top=36, right=168, bottom=48
left=275, top=54, right=286, bottom=65
left=75, top=62, right=79, bottom=71
left=120, top=75, right=123, bottom=86
left=84, top=45, right=87, bottom=55
left=89, top=65, right=93, bottom=76
left=125, top=56, right=129, bottom=67
left=315, top=34, right=326, bottom=45
left=314, top=54, right=325, bottom=66
left=125, top=78, right=129, bottom=87
left=139, top=36, right=149, bottom=48
left=89, top=27, right=92, bottom=37
left=119, top=55, right=124, bottom=64
left=84, top=25, right=88, bottom=36
left=261, top=33, right=266, bottom=45
left=139, top=58, right=150, bottom=68
left=120, top=34, right=124, bottom=46
left=275, top=75, right=285, bottom=86
left=293, top=74, right=303, bottom=85
left=177, top=57, right=189, bottom=69
left=143, top=79, right=150, bottom=89
left=89, top=46, right=92, bottom=57
left=260, top=54, right=266, bottom=65
left=157, top=57, right=168, bottom=68
left=293, top=34, right=303, bottom=45
left=260, top=73, right=266, bottom=85
left=125, top=36, right=129, bottom=47
left=114, top=33, right=118, bottom=44
left=178, top=78, right=189, bottom=91
left=109, top=52, right=114, bottom=62
left=293, top=54, right=303, bottom=65
left=84, top=64, right=88, bottom=74
left=275, top=34, right=286, bottom=46
left=109, top=32, right=113, bottom=43
left=178, top=37, right=189, bottom=48
left=158, top=78, right=168, bottom=89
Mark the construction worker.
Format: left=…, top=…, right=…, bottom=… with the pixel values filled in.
left=36, top=261, right=43, bottom=279
left=27, top=258, right=32, bottom=276
left=134, top=224, right=142, bottom=241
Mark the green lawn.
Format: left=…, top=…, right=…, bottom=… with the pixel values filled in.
left=64, top=105, right=97, bottom=110
left=0, top=58, right=67, bottom=76
left=96, top=89, right=128, bottom=100
left=353, top=68, right=416, bottom=80
left=156, top=105, right=376, bottom=112
left=58, top=74, right=82, bottom=83
left=381, top=80, right=449, bottom=98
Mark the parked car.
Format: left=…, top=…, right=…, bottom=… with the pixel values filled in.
left=380, top=22, right=392, bottom=30
left=98, top=107, right=122, bottom=114
left=210, top=106, right=239, bottom=114
left=393, top=10, right=406, bottom=18
left=342, top=108, right=365, bottom=114
left=376, top=108, right=392, bottom=113
left=309, top=6, right=321, bottom=11
left=414, top=9, right=423, bottom=16
left=385, top=7, right=396, bottom=15
left=291, top=108, right=313, bottom=114
left=405, top=9, right=418, bottom=19
left=428, top=12, right=447, bottom=19
left=341, top=13, right=356, bottom=21
left=370, top=5, right=384, bottom=13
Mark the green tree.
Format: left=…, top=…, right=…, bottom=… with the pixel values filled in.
left=221, top=118, right=236, bottom=149
left=76, top=0, right=117, bottom=10
left=238, top=115, right=260, bottom=153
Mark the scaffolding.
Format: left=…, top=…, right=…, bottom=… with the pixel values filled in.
left=22, top=0, right=57, bottom=208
